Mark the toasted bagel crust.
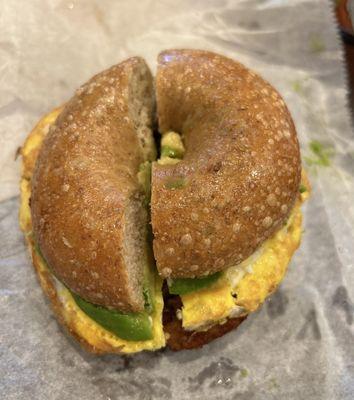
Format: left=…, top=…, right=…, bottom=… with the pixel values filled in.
left=152, top=49, right=301, bottom=278
left=31, top=58, right=153, bottom=312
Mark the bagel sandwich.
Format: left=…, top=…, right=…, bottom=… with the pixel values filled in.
left=19, top=50, right=310, bottom=354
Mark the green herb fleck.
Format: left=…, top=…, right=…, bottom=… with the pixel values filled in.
left=143, top=286, right=154, bottom=313
left=164, top=177, right=186, bottom=190
left=304, top=140, right=334, bottom=167
left=240, top=368, right=249, bottom=378
left=291, top=80, right=303, bottom=94
left=268, top=377, right=280, bottom=390
left=309, top=36, right=326, bottom=54
left=161, top=146, right=183, bottom=159
left=299, top=184, right=307, bottom=193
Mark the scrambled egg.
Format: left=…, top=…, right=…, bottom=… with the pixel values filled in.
left=19, top=109, right=165, bottom=354
left=181, top=194, right=307, bottom=331
left=181, top=276, right=244, bottom=331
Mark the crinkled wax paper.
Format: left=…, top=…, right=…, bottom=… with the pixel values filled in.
left=1, top=0, right=354, bottom=399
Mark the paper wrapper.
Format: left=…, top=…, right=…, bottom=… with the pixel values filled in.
left=1, top=1, right=354, bottom=399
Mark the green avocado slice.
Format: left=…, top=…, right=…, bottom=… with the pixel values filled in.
left=168, top=271, right=222, bottom=295
left=71, top=292, right=153, bottom=341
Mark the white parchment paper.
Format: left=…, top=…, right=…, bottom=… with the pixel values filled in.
left=1, top=1, right=354, bottom=399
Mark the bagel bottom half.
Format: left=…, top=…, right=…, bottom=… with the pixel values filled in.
left=19, top=109, right=309, bottom=354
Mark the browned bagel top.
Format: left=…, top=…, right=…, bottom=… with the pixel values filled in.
left=151, top=49, right=301, bottom=278
left=31, top=57, right=154, bottom=312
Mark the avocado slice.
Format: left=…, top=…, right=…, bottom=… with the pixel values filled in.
left=71, top=292, right=153, bottom=341
left=168, top=271, right=222, bottom=295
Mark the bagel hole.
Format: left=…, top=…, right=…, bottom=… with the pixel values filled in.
left=154, top=127, right=161, bottom=159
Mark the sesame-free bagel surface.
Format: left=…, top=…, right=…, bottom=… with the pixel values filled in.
left=152, top=49, right=301, bottom=278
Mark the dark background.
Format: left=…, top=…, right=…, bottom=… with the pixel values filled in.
left=337, top=0, right=354, bottom=112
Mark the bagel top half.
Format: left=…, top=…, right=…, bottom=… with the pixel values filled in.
left=31, top=57, right=155, bottom=312
left=152, top=50, right=301, bottom=278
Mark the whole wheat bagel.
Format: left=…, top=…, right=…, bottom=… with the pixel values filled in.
left=152, top=49, right=301, bottom=278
